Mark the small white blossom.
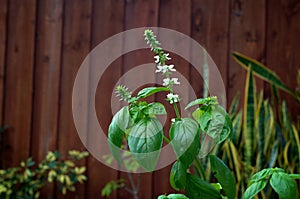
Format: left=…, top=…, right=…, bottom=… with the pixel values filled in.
left=162, top=78, right=180, bottom=86
left=163, top=78, right=171, bottom=86
left=172, top=78, right=180, bottom=85
left=168, top=65, right=176, bottom=72
left=156, top=64, right=176, bottom=74
left=164, top=53, right=171, bottom=60
left=167, top=93, right=180, bottom=104
left=154, top=55, right=160, bottom=63
left=156, top=65, right=167, bottom=73
left=171, top=118, right=176, bottom=123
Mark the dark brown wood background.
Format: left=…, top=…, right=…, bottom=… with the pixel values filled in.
left=0, top=0, right=299, bottom=198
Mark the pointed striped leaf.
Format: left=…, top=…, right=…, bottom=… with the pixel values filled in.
left=232, top=52, right=294, bottom=96
left=244, top=65, right=255, bottom=167
left=229, top=93, right=240, bottom=117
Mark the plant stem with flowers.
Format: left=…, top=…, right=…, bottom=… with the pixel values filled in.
left=108, top=29, right=234, bottom=199
left=144, top=29, right=181, bottom=119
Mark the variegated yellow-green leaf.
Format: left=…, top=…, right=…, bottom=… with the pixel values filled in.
left=232, top=51, right=294, bottom=96
left=244, top=65, right=255, bottom=169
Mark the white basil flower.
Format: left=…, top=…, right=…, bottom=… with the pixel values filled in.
left=166, top=93, right=180, bottom=104
left=154, top=55, right=160, bottom=63
left=156, top=64, right=176, bottom=74
left=162, top=77, right=180, bottom=86
left=156, top=65, right=167, bottom=73
left=167, top=64, right=176, bottom=72
left=163, top=78, right=171, bottom=86
left=172, top=78, right=180, bottom=85
left=164, top=53, right=171, bottom=60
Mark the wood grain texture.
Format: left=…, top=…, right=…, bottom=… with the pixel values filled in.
left=191, top=0, right=230, bottom=106
left=0, top=0, right=7, bottom=167
left=228, top=0, right=266, bottom=105
left=3, top=0, right=36, bottom=167
left=57, top=0, right=92, bottom=198
left=30, top=0, right=63, bottom=197
left=266, top=0, right=300, bottom=118
left=86, top=0, right=124, bottom=198
left=0, top=0, right=7, bottom=129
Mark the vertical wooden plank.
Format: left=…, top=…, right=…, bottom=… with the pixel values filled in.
left=154, top=0, right=191, bottom=197
left=86, top=0, right=124, bottom=198
left=191, top=0, right=230, bottom=104
left=57, top=0, right=91, bottom=198
left=2, top=0, right=36, bottom=167
left=0, top=0, right=7, bottom=166
left=266, top=0, right=300, bottom=118
left=120, top=1, right=159, bottom=199
left=228, top=0, right=266, bottom=105
left=31, top=0, right=63, bottom=197
left=0, top=0, right=7, bottom=126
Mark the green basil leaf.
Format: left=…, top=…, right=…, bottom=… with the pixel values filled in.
left=193, top=105, right=232, bottom=144
left=242, top=180, right=268, bottom=199
left=108, top=106, right=131, bottom=163
left=157, top=194, right=189, bottom=199
left=210, top=155, right=236, bottom=199
left=128, top=117, right=163, bottom=171
left=169, top=118, right=200, bottom=167
left=170, top=161, right=187, bottom=190
left=248, top=168, right=273, bottom=185
left=115, top=106, right=132, bottom=131
left=270, top=171, right=297, bottom=199
left=192, top=105, right=212, bottom=131
left=186, top=174, right=221, bottom=199
left=147, top=102, right=167, bottom=115
left=207, top=105, right=232, bottom=144
left=185, top=96, right=218, bottom=110
left=108, top=123, right=124, bottom=164
left=137, top=87, right=170, bottom=99
left=289, top=174, right=300, bottom=180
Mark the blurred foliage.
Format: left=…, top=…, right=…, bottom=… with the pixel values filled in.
left=101, top=179, right=125, bottom=197
left=0, top=150, right=89, bottom=199
left=215, top=52, right=300, bottom=198
left=101, top=150, right=141, bottom=198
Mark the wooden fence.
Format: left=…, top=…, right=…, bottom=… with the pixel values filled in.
left=0, top=0, right=299, bottom=198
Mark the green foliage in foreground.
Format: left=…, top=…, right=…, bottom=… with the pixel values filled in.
left=107, top=29, right=233, bottom=199
left=159, top=168, right=300, bottom=199
left=101, top=179, right=125, bottom=197
left=106, top=30, right=300, bottom=199
left=0, top=150, right=88, bottom=199
left=218, top=52, right=300, bottom=197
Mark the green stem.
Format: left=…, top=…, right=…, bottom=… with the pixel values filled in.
left=173, top=103, right=181, bottom=119
left=194, top=157, right=206, bottom=181
left=163, top=136, right=171, bottom=144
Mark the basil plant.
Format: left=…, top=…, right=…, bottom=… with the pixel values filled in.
left=107, top=29, right=235, bottom=199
